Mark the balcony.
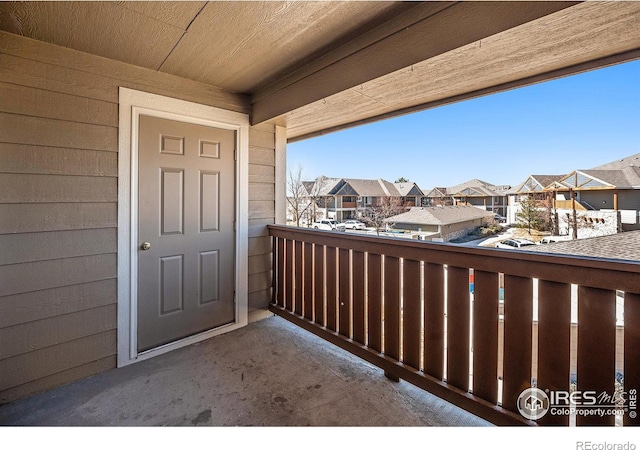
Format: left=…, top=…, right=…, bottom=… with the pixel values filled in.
left=268, top=225, right=640, bottom=426
left=0, top=313, right=489, bottom=427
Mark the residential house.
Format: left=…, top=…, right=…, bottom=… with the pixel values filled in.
left=506, top=175, right=566, bottom=224
left=1, top=1, right=639, bottom=428
left=508, top=153, right=640, bottom=236
left=308, top=177, right=423, bottom=223
left=557, top=163, right=640, bottom=232
left=385, top=205, right=495, bottom=242
left=426, top=179, right=510, bottom=217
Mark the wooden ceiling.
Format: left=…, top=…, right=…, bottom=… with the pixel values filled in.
left=1, top=1, right=639, bottom=142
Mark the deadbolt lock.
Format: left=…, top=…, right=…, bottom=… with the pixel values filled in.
left=141, top=242, right=151, bottom=251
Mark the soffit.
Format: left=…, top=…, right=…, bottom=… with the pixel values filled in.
left=0, top=0, right=411, bottom=92
left=282, top=1, right=640, bottom=141
left=0, top=1, right=203, bottom=70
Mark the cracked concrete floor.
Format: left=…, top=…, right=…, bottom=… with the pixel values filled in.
left=0, top=315, right=491, bottom=427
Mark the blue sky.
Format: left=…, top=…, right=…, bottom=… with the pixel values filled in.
left=287, top=59, right=640, bottom=190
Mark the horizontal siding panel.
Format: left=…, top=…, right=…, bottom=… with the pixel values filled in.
left=248, top=236, right=272, bottom=257
left=0, top=143, right=117, bottom=176
left=0, top=53, right=117, bottom=103
left=249, top=253, right=272, bottom=275
left=248, top=128, right=275, bottom=149
left=0, top=228, right=117, bottom=265
left=0, top=279, right=116, bottom=329
left=248, top=201, right=275, bottom=220
left=249, top=182, right=275, bottom=201
left=249, top=289, right=271, bottom=311
left=249, top=271, right=272, bottom=294
left=0, top=330, right=117, bottom=392
left=0, top=174, right=117, bottom=203
left=0, top=254, right=116, bottom=297
left=0, top=81, right=118, bottom=126
left=0, top=203, right=117, bottom=234
left=248, top=146, right=275, bottom=166
left=0, top=304, right=117, bottom=360
left=248, top=163, right=275, bottom=184
left=0, top=355, right=116, bottom=405
left=0, top=113, right=117, bottom=151
left=249, top=219, right=272, bottom=238
left=0, top=32, right=249, bottom=113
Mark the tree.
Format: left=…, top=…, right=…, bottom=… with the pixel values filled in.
left=286, top=167, right=326, bottom=227
left=395, top=177, right=409, bottom=183
left=358, top=196, right=405, bottom=236
left=515, top=195, right=544, bottom=234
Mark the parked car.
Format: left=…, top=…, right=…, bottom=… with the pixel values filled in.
left=312, top=219, right=345, bottom=231
left=539, top=236, right=572, bottom=244
left=495, top=238, right=536, bottom=249
left=343, top=219, right=366, bottom=230
left=494, top=214, right=507, bottom=224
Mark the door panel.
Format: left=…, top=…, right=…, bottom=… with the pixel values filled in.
left=137, top=115, right=236, bottom=352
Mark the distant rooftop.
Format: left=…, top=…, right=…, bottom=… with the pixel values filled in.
left=591, top=152, right=640, bottom=170
left=386, top=205, right=495, bottom=226
left=526, top=230, right=640, bottom=262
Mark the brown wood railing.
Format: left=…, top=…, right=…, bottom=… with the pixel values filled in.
left=268, top=225, right=640, bottom=426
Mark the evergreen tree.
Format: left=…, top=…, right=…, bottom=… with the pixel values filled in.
left=515, top=195, right=543, bottom=234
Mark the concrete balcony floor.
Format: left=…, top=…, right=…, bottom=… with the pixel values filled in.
left=0, top=315, right=491, bottom=427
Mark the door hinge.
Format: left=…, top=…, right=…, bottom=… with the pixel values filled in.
left=234, top=148, right=237, bottom=161
left=233, top=220, right=236, bottom=232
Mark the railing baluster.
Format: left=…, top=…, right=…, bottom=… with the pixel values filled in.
left=285, top=239, right=294, bottom=311
left=502, top=275, right=533, bottom=415
left=447, top=266, right=470, bottom=392
left=537, top=280, right=571, bottom=426
left=267, top=225, right=640, bottom=426
left=276, top=237, right=285, bottom=307
left=352, top=251, right=366, bottom=345
left=403, top=259, right=422, bottom=370
left=339, top=248, right=351, bottom=338
left=294, top=240, right=303, bottom=315
left=473, top=270, right=499, bottom=404
left=368, top=253, right=383, bottom=353
left=624, top=292, right=640, bottom=427
left=384, top=256, right=400, bottom=362
left=303, top=242, right=313, bottom=321
left=577, top=286, right=616, bottom=426
left=326, top=246, right=337, bottom=332
left=424, top=262, right=444, bottom=380
left=314, top=244, right=325, bottom=326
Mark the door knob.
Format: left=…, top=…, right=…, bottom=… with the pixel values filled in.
left=141, top=242, right=151, bottom=251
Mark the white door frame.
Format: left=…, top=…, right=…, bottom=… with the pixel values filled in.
left=117, top=87, right=249, bottom=367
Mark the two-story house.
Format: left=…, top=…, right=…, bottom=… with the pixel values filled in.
left=306, top=177, right=425, bottom=223
left=426, top=179, right=511, bottom=218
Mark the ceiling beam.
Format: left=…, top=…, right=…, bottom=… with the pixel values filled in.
left=251, top=1, right=578, bottom=125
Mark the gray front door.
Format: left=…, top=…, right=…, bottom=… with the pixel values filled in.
left=137, top=115, right=236, bottom=352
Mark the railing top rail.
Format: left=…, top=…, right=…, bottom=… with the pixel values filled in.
left=268, top=225, right=640, bottom=292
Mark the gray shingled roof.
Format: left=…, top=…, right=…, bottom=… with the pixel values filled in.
left=592, top=152, right=640, bottom=170
left=525, top=230, right=640, bottom=262
left=385, top=206, right=495, bottom=225
left=580, top=167, right=640, bottom=188
left=428, top=179, right=511, bottom=198
left=394, top=182, right=423, bottom=196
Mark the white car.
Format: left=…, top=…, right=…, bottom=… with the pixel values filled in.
left=495, top=238, right=536, bottom=249
left=539, top=236, right=572, bottom=244
left=343, top=220, right=366, bottom=230
left=312, top=219, right=345, bottom=231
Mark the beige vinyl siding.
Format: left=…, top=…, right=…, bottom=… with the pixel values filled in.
left=247, top=124, right=277, bottom=313
left=0, top=32, right=273, bottom=403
